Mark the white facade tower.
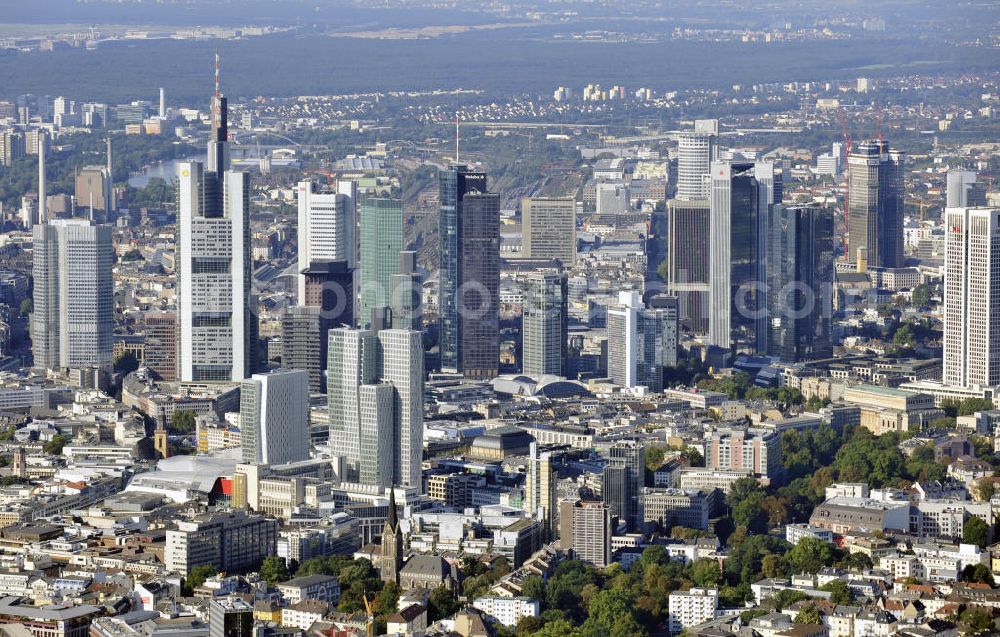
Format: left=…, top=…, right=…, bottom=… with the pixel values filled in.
left=943, top=207, right=1000, bottom=389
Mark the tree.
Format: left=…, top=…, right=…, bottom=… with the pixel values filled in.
left=515, top=616, right=545, bottom=637
left=761, top=554, right=788, bottom=579
left=645, top=446, right=666, bottom=473
left=585, top=588, right=648, bottom=637
left=259, top=556, right=289, bottom=586
left=521, top=574, right=544, bottom=601
left=963, top=515, right=990, bottom=548
left=957, top=607, right=994, bottom=632
left=729, top=478, right=767, bottom=533
left=428, top=586, right=460, bottom=622
left=911, top=284, right=932, bottom=308
left=182, top=564, right=216, bottom=595
left=794, top=604, right=822, bottom=625
left=962, top=563, right=995, bottom=586
left=170, top=410, right=197, bottom=434
left=959, top=398, right=995, bottom=417
left=771, top=589, right=809, bottom=611
left=533, top=620, right=582, bottom=637
left=690, top=559, right=722, bottom=589
left=787, top=537, right=839, bottom=574
left=819, top=579, right=852, bottom=605
left=18, top=298, right=32, bottom=317
left=43, top=434, right=69, bottom=455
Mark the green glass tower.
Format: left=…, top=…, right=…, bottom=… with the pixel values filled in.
left=359, top=197, right=404, bottom=327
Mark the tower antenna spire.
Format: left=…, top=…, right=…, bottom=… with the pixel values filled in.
left=455, top=112, right=460, bottom=164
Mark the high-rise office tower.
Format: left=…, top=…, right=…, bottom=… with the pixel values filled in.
left=709, top=160, right=762, bottom=355
left=522, top=270, right=568, bottom=377
left=943, top=208, right=1000, bottom=389
left=561, top=500, right=612, bottom=567
left=390, top=251, right=422, bottom=331
left=176, top=162, right=257, bottom=381
left=359, top=198, right=403, bottom=327
left=676, top=119, right=717, bottom=200
left=177, top=69, right=256, bottom=382
left=666, top=199, right=710, bottom=332
left=208, top=599, right=253, bottom=637
left=240, top=369, right=310, bottom=466
left=439, top=165, right=500, bottom=379
left=525, top=442, right=557, bottom=540
left=297, top=179, right=357, bottom=304
left=601, top=440, right=645, bottom=532
left=75, top=166, right=112, bottom=216
left=607, top=291, right=678, bottom=391
left=947, top=171, right=988, bottom=209
left=607, top=291, right=641, bottom=388
left=158, top=87, right=166, bottom=119
left=847, top=140, right=904, bottom=269
left=640, top=295, right=679, bottom=391
left=520, top=197, right=576, bottom=265
left=328, top=327, right=423, bottom=487
left=32, top=219, right=114, bottom=371
left=281, top=305, right=323, bottom=393
left=0, top=130, right=25, bottom=166
left=144, top=311, right=177, bottom=381
left=766, top=205, right=834, bottom=362
left=207, top=54, right=229, bottom=175
left=37, top=131, right=46, bottom=224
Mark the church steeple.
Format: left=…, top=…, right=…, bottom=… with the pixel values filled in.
left=379, top=487, right=403, bottom=584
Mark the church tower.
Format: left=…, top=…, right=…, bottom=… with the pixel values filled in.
left=379, top=488, right=403, bottom=584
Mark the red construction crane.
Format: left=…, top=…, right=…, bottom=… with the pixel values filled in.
left=837, top=107, right=853, bottom=260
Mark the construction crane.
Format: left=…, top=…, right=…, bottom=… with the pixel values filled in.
left=837, top=107, right=853, bottom=260
left=363, top=592, right=375, bottom=637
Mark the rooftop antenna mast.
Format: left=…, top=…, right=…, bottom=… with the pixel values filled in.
left=455, top=112, right=460, bottom=164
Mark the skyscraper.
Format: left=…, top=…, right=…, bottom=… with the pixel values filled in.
left=522, top=270, right=567, bottom=377
left=601, top=440, right=645, bottom=532
left=144, top=311, right=177, bottom=381
left=281, top=305, right=323, bottom=393
left=177, top=162, right=257, bottom=382
left=639, top=295, right=679, bottom=391
left=390, top=251, right=422, bottom=331
left=562, top=500, right=612, bottom=567
left=946, top=170, right=988, bottom=209
left=666, top=199, right=710, bottom=332
left=240, top=369, right=310, bottom=466
left=32, top=219, right=114, bottom=371
left=943, top=207, right=1000, bottom=389
left=607, top=291, right=640, bottom=388
left=766, top=205, right=834, bottom=362
left=439, top=165, right=500, bottom=379
left=297, top=179, right=357, bottom=305
left=709, top=160, right=761, bottom=355
left=676, top=119, right=717, bottom=200
left=328, top=327, right=423, bottom=488
left=525, top=442, right=557, bottom=540
left=75, top=166, right=112, bottom=216
left=607, top=291, right=678, bottom=391
left=208, top=599, right=253, bottom=637
left=207, top=53, right=229, bottom=176
left=359, top=198, right=403, bottom=327
left=847, top=140, right=904, bottom=269
left=520, top=197, right=576, bottom=265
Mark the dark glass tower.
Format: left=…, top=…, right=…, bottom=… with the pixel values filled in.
left=438, top=165, right=498, bottom=379
left=847, top=140, right=904, bottom=269
left=709, top=161, right=761, bottom=355
left=766, top=205, right=834, bottom=362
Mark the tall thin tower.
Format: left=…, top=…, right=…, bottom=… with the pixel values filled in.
left=37, top=131, right=46, bottom=224
left=207, top=51, right=229, bottom=175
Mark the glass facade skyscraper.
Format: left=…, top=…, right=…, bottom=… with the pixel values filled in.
left=359, top=197, right=403, bottom=327
left=438, top=165, right=499, bottom=379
